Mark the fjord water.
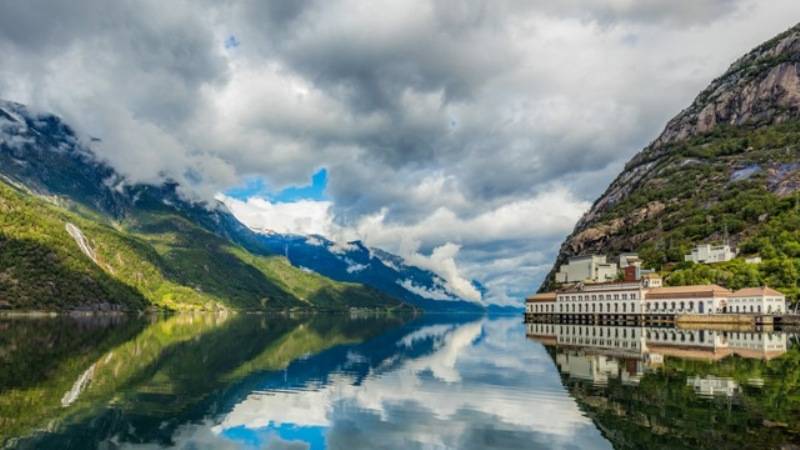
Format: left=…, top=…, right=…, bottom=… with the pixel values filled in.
left=0, top=315, right=798, bottom=450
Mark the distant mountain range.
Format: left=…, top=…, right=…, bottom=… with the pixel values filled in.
left=242, top=231, right=488, bottom=312
left=0, top=99, right=495, bottom=311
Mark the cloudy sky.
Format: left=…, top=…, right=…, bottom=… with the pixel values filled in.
left=1, top=1, right=799, bottom=305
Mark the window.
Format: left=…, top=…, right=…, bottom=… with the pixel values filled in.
left=671, top=302, right=676, bottom=310
left=622, top=303, right=627, bottom=313
left=631, top=293, right=637, bottom=300
left=680, top=301, right=685, bottom=310
left=614, top=294, right=619, bottom=300
left=622, top=293, right=628, bottom=300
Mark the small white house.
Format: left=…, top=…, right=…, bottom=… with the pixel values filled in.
left=685, top=244, right=736, bottom=264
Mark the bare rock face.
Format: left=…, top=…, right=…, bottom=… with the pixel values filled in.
left=653, top=28, right=800, bottom=151
left=540, top=23, right=800, bottom=291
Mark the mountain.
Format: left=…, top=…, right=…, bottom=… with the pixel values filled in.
left=0, top=100, right=409, bottom=312
left=237, top=232, right=485, bottom=312
left=541, top=23, right=800, bottom=304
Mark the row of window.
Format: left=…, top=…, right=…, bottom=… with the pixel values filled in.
left=529, top=324, right=787, bottom=347
left=557, top=292, right=638, bottom=302
left=530, top=302, right=639, bottom=313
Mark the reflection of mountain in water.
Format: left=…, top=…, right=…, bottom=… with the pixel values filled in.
left=528, top=323, right=800, bottom=450
left=3, top=314, right=612, bottom=450
left=1, top=313, right=409, bottom=449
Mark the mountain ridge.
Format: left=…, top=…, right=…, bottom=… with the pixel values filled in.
left=541, top=22, right=800, bottom=305
left=0, top=100, right=411, bottom=312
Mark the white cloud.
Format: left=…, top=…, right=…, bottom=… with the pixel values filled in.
left=219, top=195, right=335, bottom=236
left=398, top=279, right=454, bottom=301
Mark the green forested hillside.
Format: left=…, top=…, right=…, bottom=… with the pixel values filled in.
left=591, top=123, right=800, bottom=301
left=542, top=24, right=800, bottom=306
left=0, top=180, right=404, bottom=311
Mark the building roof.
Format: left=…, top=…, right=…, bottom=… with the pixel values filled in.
left=645, top=284, right=732, bottom=300
left=526, top=292, right=557, bottom=302
left=731, top=286, right=784, bottom=297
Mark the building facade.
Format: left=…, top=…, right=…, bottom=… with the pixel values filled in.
left=729, top=287, right=786, bottom=314
left=526, top=276, right=786, bottom=317
left=555, top=255, right=618, bottom=284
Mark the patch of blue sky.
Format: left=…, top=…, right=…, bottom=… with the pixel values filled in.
left=221, top=423, right=327, bottom=450
left=224, top=34, right=240, bottom=49
left=225, top=169, right=328, bottom=203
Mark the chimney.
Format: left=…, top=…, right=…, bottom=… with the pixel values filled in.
left=624, top=265, right=638, bottom=282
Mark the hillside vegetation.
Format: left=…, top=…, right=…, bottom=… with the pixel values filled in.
left=543, top=23, right=800, bottom=306
left=0, top=180, right=404, bottom=311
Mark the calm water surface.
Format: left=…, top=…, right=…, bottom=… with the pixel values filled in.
left=0, top=313, right=798, bottom=449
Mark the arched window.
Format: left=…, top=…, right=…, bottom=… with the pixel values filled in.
left=622, top=303, right=627, bottom=313
left=680, top=301, right=685, bottom=310
left=671, top=302, right=676, bottom=311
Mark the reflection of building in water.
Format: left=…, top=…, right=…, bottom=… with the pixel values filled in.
left=687, top=376, right=740, bottom=397
left=554, top=351, right=647, bottom=387
left=528, top=323, right=789, bottom=389
left=526, top=323, right=789, bottom=363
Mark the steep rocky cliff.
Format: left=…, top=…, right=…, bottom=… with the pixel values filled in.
left=541, top=23, right=800, bottom=296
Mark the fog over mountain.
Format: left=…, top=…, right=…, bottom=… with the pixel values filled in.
left=2, top=1, right=799, bottom=304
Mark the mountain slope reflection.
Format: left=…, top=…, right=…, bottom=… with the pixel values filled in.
left=3, top=314, right=610, bottom=449
left=527, top=323, right=800, bottom=450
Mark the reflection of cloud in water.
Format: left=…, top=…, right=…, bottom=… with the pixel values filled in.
left=397, top=323, right=457, bottom=348
left=216, top=317, right=609, bottom=449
